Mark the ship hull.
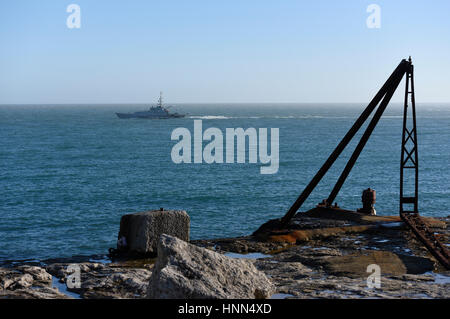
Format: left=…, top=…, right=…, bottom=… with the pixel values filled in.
left=116, top=113, right=185, bottom=119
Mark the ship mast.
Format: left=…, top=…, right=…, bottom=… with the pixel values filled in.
left=158, top=91, right=163, bottom=108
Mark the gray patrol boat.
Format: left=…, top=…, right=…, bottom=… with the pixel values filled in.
left=116, top=92, right=185, bottom=119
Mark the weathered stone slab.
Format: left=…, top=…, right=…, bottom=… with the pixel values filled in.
left=147, top=234, right=275, bottom=299
left=318, top=250, right=434, bottom=278
left=118, top=210, right=190, bottom=255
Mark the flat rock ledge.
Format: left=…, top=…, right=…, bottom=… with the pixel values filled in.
left=147, top=234, right=275, bottom=299
left=0, top=266, right=69, bottom=299
left=1, top=216, right=448, bottom=299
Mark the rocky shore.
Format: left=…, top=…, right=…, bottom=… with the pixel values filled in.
left=1, top=210, right=449, bottom=299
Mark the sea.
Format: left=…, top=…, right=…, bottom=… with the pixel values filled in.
left=1, top=103, right=449, bottom=262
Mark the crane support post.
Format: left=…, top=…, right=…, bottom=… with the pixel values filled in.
left=253, top=58, right=450, bottom=269
left=326, top=65, right=407, bottom=205
left=279, top=59, right=410, bottom=226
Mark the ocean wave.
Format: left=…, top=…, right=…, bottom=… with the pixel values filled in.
left=187, top=113, right=428, bottom=120
left=188, top=116, right=232, bottom=119
left=189, top=115, right=349, bottom=119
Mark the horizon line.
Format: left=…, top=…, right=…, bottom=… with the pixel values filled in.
left=1, top=102, right=450, bottom=106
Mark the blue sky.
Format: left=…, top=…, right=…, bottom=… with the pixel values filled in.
left=1, top=0, right=450, bottom=104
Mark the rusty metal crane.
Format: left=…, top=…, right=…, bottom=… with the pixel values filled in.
left=253, top=58, right=450, bottom=269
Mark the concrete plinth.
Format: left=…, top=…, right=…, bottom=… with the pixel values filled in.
left=118, top=209, right=190, bottom=256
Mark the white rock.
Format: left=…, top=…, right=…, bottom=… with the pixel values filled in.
left=147, top=234, right=274, bottom=299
